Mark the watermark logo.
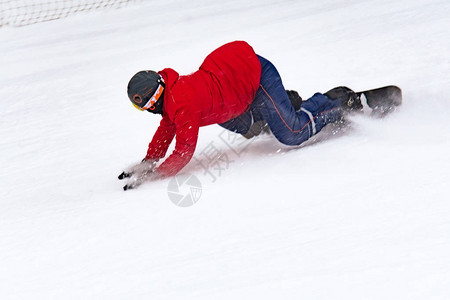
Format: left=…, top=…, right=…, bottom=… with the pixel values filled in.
left=167, top=126, right=266, bottom=207
left=167, top=173, right=202, bottom=207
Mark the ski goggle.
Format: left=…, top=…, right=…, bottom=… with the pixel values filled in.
left=132, top=77, right=165, bottom=111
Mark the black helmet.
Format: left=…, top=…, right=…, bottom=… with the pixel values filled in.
left=127, top=70, right=165, bottom=111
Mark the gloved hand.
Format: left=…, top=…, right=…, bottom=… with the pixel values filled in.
left=118, top=159, right=159, bottom=191
left=118, top=159, right=157, bottom=180
left=118, top=159, right=159, bottom=190
left=123, top=170, right=160, bottom=191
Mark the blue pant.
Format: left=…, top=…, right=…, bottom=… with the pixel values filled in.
left=219, top=55, right=342, bottom=146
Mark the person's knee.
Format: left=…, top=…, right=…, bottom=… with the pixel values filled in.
left=219, top=112, right=252, bottom=134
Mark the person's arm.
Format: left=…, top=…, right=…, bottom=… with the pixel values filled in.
left=155, top=112, right=200, bottom=177
left=145, top=114, right=177, bottom=161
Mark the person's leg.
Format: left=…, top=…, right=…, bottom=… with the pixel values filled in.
left=251, top=55, right=342, bottom=146
left=219, top=89, right=303, bottom=138
left=218, top=110, right=252, bottom=134
left=218, top=109, right=269, bottom=139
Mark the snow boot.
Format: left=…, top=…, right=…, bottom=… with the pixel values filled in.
left=286, top=90, right=303, bottom=111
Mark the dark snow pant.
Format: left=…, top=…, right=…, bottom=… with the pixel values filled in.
left=219, top=55, right=342, bottom=146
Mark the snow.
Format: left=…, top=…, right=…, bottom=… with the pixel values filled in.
left=1, top=0, right=450, bottom=299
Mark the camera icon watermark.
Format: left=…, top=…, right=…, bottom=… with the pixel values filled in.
left=166, top=128, right=264, bottom=207
left=167, top=173, right=202, bottom=207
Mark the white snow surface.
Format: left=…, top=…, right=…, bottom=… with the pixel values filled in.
left=1, top=0, right=450, bottom=299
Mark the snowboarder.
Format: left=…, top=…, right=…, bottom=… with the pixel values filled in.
left=119, top=41, right=366, bottom=190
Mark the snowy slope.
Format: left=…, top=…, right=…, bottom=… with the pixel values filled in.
left=1, top=0, right=450, bottom=299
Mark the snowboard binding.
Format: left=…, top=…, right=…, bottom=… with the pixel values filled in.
left=325, top=86, right=364, bottom=112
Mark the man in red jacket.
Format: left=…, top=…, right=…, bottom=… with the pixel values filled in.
left=119, top=41, right=361, bottom=190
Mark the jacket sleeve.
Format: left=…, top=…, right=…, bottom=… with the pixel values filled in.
left=155, top=110, right=200, bottom=177
left=145, top=114, right=176, bottom=161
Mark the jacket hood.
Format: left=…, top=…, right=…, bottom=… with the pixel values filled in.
left=158, top=68, right=179, bottom=91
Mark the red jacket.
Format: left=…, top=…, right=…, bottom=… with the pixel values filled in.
left=145, top=41, right=262, bottom=176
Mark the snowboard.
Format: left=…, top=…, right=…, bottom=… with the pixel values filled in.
left=357, top=85, right=402, bottom=117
